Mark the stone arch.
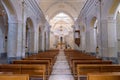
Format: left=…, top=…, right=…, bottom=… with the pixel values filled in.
left=46, top=1, right=77, bottom=22
left=108, top=0, right=120, bottom=19
left=0, top=0, right=18, bottom=59
left=25, top=17, right=34, bottom=54
left=49, top=10, right=74, bottom=22
left=1, top=0, right=17, bottom=22
left=45, top=1, right=77, bottom=13
left=114, top=4, right=120, bottom=19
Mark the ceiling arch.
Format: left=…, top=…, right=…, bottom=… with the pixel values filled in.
left=38, top=0, right=87, bottom=36
left=46, top=2, right=78, bottom=21
left=38, top=0, right=87, bottom=21
left=50, top=11, right=74, bottom=23
left=45, top=1, right=78, bottom=13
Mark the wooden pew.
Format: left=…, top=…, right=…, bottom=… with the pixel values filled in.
left=65, top=51, right=102, bottom=65
left=0, top=64, right=21, bottom=74
left=69, top=59, right=102, bottom=68
left=21, top=65, right=46, bottom=80
left=0, top=74, right=29, bottom=80
left=72, top=60, right=112, bottom=76
left=24, top=51, right=58, bottom=65
left=23, top=58, right=54, bottom=66
left=77, top=64, right=120, bottom=80
left=21, top=50, right=59, bottom=79
left=87, top=72, right=120, bottom=80
left=12, top=60, right=51, bottom=76
left=0, top=64, right=46, bottom=80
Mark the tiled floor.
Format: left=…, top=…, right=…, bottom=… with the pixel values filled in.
left=49, top=50, right=74, bottom=80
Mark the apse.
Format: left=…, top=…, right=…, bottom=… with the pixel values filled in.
left=50, top=12, right=74, bottom=49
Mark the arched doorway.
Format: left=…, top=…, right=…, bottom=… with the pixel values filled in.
left=0, top=5, right=8, bottom=58
left=25, top=18, right=34, bottom=55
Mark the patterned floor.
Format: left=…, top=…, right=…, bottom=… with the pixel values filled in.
left=49, top=50, right=74, bottom=80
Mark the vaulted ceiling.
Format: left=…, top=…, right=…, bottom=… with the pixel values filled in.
left=38, top=0, right=87, bottom=21
left=37, top=0, right=87, bottom=36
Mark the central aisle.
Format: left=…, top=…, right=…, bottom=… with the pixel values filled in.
left=49, top=50, right=74, bottom=80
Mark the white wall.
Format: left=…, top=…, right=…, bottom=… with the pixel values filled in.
left=117, top=13, right=120, bottom=52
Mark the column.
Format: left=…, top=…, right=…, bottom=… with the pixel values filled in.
left=39, top=32, right=42, bottom=51
left=81, top=32, right=86, bottom=51
left=0, top=30, right=5, bottom=58
left=33, top=28, right=39, bottom=53
left=22, top=21, right=26, bottom=58
left=38, top=31, right=41, bottom=51
left=107, top=15, right=118, bottom=63
left=89, top=27, right=97, bottom=55
left=46, top=31, right=49, bottom=50
left=85, top=30, right=91, bottom=53
left=97, top=19, right=108, bottom=58
left=7, top=22, right=18, bottom=63
left=41, top=31, right=45, bottom=51
left=30, top=30, right=35, bottom=54
left=99, top=16, right=118, bottom=63
left=16, top=22, right=23, bottom=59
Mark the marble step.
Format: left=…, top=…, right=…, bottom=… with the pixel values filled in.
left=55, top=60, right=68, bottom=63
left=54, top=61, right=68, bottom=64
left=57, top=56, right=66, bottom=58
left=58, top=54, right=65, bottom=56
left=53, top=66, right=70, bottom=69
left=56, top=58, right=67, bottom=61
left=49, top=75, right=74, bottom=80
left=53, top=63, right=70, bottom=69
left=51, top=69, right=72, bottom=75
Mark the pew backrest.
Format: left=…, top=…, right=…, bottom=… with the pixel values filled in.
left=0, top=74, right=29, bottom=80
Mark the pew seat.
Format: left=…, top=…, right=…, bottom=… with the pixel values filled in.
left=0, top=64, right=46, bottom=80
left=0, top=74, right=29, bottom=80
left=72, top=60, right=112, bottom=75
left=13, top=60, right=51, bottom=76
left=87, top=72, right=120, bottom=80
left=77, top=64, right=120, bottom=79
